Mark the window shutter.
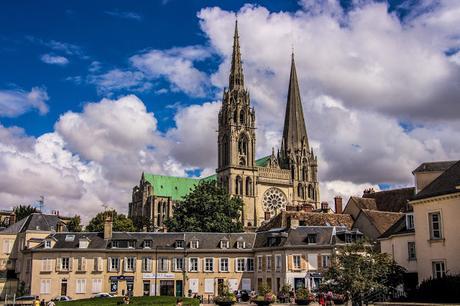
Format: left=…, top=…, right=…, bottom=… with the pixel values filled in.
left=56, top=258, right=61, bottom=272
left=107, top=257, right=111, bottom=272
left=262, top=256, right=266, bottom=271
left=317, top=255, right=322, bottom=270
left=124, top=257, right=128, bottom=272
left=301, top=255, right=307, bottom=270
left=287, top=255, right=293, bottom=271
left=133, top=257, right=137, bottom=271
left=68, top=257, right=73, bottom=271
left=82, top=257, right=86, bottom=271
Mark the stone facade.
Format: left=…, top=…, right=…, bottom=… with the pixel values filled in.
left=129, top=21, right=320, bottom=230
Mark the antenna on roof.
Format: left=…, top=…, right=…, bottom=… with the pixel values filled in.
left=38, top=196, right=44, bottom=212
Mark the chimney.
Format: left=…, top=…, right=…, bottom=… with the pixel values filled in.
left=9, top=212, right=16, bottom=226
left=290, top=216, right=299, bottom=229
left=321, top=201, right=329, bottom=211
left=104, top=212, right=113, bottom=240
left=334, top=196, right=343, bottom=214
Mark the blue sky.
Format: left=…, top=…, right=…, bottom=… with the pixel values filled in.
left=0, top=0, right=459, bottom=217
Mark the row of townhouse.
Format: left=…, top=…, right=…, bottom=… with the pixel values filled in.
left=378, top=160, right=460, bottom=291
left=1, top=213, right=362, bottom=300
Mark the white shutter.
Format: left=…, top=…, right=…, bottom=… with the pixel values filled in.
left=133, top=257, right=136, bottom=271
left=204, top=279, right=214, bottom=293
left=97, top=257, right=103, bottom=272
left=81, top=257, right=86, bottom=271
left=68, top=257, right=73, bottom=271
left=92, top=279, right=102, bottom=293
left=124, top=257, right=128, bottom=272
left=56, top=258, right=61, bottom=272
left=189, top=279, right=199, bottom=293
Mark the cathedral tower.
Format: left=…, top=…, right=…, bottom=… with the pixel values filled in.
left=217, top=20, right=258, bottom=227
left=280, top=53, right=319, bottom=208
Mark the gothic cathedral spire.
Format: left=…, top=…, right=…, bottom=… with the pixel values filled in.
left=229, top=20, right=244, bottom=90
left=281, top=53, right=309, bottom=157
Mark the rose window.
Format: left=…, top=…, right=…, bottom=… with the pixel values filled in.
left=262, top=188, right=287, bottom=213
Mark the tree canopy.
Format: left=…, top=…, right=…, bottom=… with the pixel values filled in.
left=13, top=205, right=38, bottom=221
left=67, top=215, right=82, bottom=232
left=86, top=210, right=135, bottom=232
left=164, top=180, right=244, bottom=232
left=321, top=242, right=405, bottom=305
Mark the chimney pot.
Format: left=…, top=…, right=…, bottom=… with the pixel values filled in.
left=334, top=196, right=343, bottom=214
left=104, top=211, right=113, bottom=240
left=321, top=201, right=329, bottom=210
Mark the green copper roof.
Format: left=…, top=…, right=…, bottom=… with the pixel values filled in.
left=143, top=156, right=269, bottom=201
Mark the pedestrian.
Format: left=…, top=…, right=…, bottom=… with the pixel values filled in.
left=34, top=297, right=40, bottom=306
left=318, top=293, right=325, bottom=306
left=47, top=300, right=55, bottom=306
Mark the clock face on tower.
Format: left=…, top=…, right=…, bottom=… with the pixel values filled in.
left=262, top=188, right=287, bottom=213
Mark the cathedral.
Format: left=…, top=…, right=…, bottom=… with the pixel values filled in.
left=128, top=21, right=320, bottom=230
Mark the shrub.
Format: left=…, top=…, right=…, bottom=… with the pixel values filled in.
left=295, top=288, right=311, bottom=300
left=408, top=274, right=460, bottom=303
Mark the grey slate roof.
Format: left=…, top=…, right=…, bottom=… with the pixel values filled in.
left=413, top=160, right=460, bottom=200
left=379, top=215, right=413, bottom=239
left=1, top=213, right=68, bottom=234
left=412, top=160, right=457, bottom=174
left=363, top=187, right=415, bottom=213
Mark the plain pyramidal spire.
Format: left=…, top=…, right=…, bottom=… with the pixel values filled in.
left=229, top=19, right=244, bottom=90
left=281, top=53, right=309, bottom=154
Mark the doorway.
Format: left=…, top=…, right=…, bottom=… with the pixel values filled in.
left=217, top=279, right=225, bottom=295
left=143, top=281, right=150, bottom=296
left=60, top=279, right=67, bottom=296
left=160, top=280, right=174, bottom=296
left=175, top=280, right=183, bottom=297
left=294, top=278, right=305, bottom=290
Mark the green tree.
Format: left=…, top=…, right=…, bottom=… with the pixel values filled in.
left=164, top=180, right=244, bottom=232
left=321, top=241, right=405, bottom=306
left=132, top=215, right=155, bottom=232
left=86, top=210, right=135, bottom=232
left=67, top=215, right=82, bottom=232
left=13, top=205, right=38, bottom=221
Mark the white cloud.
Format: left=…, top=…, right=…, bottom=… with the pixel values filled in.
left=130, top=46, right=212, bottom=97
left=0, top=87, right=49, bottom=117
left=40, top=54, right=69, bottom=66
left=88, top=69, right=151, bottom=95
left=105, top=10, right=142, bottom=21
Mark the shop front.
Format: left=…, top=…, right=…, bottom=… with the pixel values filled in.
left=109, top=276, right=135, bottom=296
left=142, top=273, right=183, bottom=297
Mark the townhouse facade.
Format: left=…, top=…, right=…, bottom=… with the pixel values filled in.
left=8, top=214, right=361, bottom=301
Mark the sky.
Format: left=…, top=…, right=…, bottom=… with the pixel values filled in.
left=0, top=0, right=459, bottom=221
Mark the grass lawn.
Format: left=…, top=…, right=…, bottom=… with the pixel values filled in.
left=56, top=296, right=200, bottom=306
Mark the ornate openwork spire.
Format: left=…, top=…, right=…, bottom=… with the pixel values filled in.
left=281, top=53, right=309, bottom=154
left=229, top=19, right=244, bottom=90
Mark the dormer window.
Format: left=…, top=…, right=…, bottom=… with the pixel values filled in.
left=128, top=241, right=135, bottom=248
left=307, top=234, right=317, bottom=244
left=406, top=213, right=415, bottom=230
left=175, top=240, right=184, bottom=249
left=112, top=241, right=120, bottom=248
left=190, top=240, right=199, bottom=249
left=144, top=240, right=152, bottom=249
left=236, top=241, right=245, bottom=249
left=79, top=238, right=89, bottom=249
left=220, top=240, right=229, bottom=249
left=44, top=240, right=52, bottom=249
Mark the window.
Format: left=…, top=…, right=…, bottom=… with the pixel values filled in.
left=293, top=255, right=301, bottom=270
left=40, top=279, right=51, bottom=294
left=109, top=257, right=120, bottom=272
left=220, top=240, right=229, bottom=249
left=322, top=255, right=330, bottom=268
left=65, top=235, right=75, bottom=242
left=142, top=257, right=152, bottom=272
left=345, top=234, right=353, bottom=243
left=236, top=241, right=245, bottom=249
left=432, top=261, right=446, bottom=279
left=93, top=257, right=103, bottom=272
left=76, top=279, right=86, bottom=294
left=406, top=213, right=415, bottom=230
left=257, top=256, right=263, bottom=272
left=41, top=258, right=53, bottom=272
left=61, top=257, right=70, bottom=271
left=429, top=212, right=443, bottom=239
left=79, top=239, right=89, bottom=249
left=128, top=241, right=135, bottom=248
left=235, top=176, right=243, bottom=195
left=246, top=258, right=254, bottom=272
left=158, top=257, right=169, bottom=272
left=92, top=279, right=102, bottom=293
left=112, top=241, right=120, bottom=248
left=174, top=257, right=184, bottom=271
left=408, top=242, right=416, bottom=261
left=144, top=240, right=152, bottom=248
left=77, top=257, right=86, bottom=272
left=204, top=258, right=214, bottom=272
left=245, top=177, right=253, bottom=196
left=189, top=258, right=198, bottom=272
left=236, top=258, right=245, bottom=272
left=44, top=240, right=52, bottom=249
left=125, top=257, right=136, bottom=272
left=175, top=240, right=184, bottom=249
left=275, top=255, right=282, bottom=271
left=190, top=240, right=199, bottom=249
left=219, top=258, right=229, bottom=272
left=2, top=239, right=14, bottom=254
left=307, top=234, right=317, bottom=244
left=266, top=255, right=272, bottom=271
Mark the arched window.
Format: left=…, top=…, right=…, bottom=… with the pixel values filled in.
left=239, top=156, right=246, bottom=166
left=234, top=110, right=238, bottom=123
left=246, top=177, right=253, bottom=196
left=240, top=111, right=245, bottom=124
left=302, top=167, right=307, bottom=181
left=297, top=183, right=303, bottom=198
left=308, top=185, right=314, bottom=199
left=291, top=165, right=295, bottom=180
left=238, top=135, right=248, bottom=155
left=235, top=176, right=243, bottom=195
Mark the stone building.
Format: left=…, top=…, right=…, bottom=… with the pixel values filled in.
left=129, top=21, right=320, bottom=230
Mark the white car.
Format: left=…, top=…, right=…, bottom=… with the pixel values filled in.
left=93, top=293, right=114, bottom=298
left=52, top=296, right=72, bottom=302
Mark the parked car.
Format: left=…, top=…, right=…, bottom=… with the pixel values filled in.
left=16, top=296, right=36, bottom=301
left=52, top=296, right=72, bottom=302
left=93, top=293, right=114, bottom=298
